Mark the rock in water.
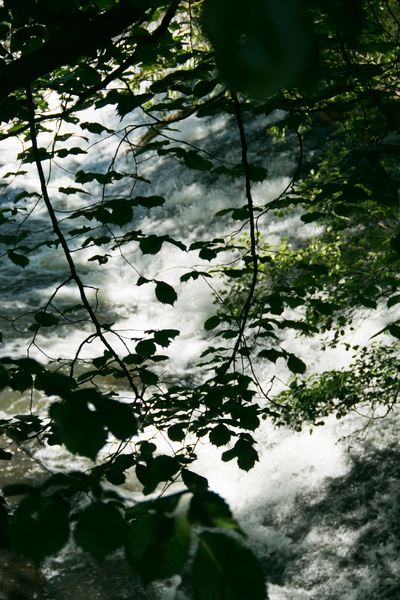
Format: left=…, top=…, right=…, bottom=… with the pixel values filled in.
left=0, top=549, right=44, bottom=600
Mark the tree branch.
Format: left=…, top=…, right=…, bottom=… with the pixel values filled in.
left=25, top=83, right=141, bottom=405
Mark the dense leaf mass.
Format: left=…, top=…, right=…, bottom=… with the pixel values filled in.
left=0, top=1, right=399, bottom=598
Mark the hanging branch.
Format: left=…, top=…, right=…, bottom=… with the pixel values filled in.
left=25, top=84, right=141, bottom=405
left=218, top=93, right=259, bottom=376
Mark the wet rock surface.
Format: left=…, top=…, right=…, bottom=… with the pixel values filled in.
left=0, top=549, right=45, bottom=600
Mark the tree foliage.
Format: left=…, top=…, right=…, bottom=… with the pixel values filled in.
left=0, top=0, right=399, bottom=597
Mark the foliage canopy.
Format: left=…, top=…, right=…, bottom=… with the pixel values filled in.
left=0, top=0, right=400, bottom=598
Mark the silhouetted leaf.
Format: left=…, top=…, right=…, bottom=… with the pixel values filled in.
left=189, top=491, right=240, bottom=531
left=7, top=250, right=29, bottom=268
left=49, top=394, right=107, bottom=460
left=209, top=424, right=231, bottom=447
left=8, top=496, right=70, bottom=565
left=125, top=514, right=190, bottom=583
left=182, top=469, right=209, bottom=492
left=192, top=532, right=267, bottom=600
left=287, top=354, right=307, bottom=374
left=204, top=316, right=221, bottom=330
left=74, top=503, right=127, bottom=563
left=155, top=281, right=177, bottom=305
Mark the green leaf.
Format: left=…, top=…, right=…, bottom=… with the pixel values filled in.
left=258, top=349, right=284, bottom=363
left=204, top=316, right=221, bottom=331
left=189, top=492, right=240, bottom=531
left=0, top=449, right=12, bottom=460
left=92, top=396, right=138, bottom=441
left=155, top=281, right=177, bottom=305
left=136, top=340, right=157, bottom=357
left=8, top=496, right=70, bottom=565
left=301, top=212, right=325, bottom=223
left=110, top=201, right=133, bottom=227
left=209, top=424, right=231, bottom=447
left=140, top=368, right=158, bottom=386
left=136, top=455, right=180, bottom=495
left=10, top=371, right=32, bottom=393
left=287, top=354, right=307, bottom=374
left=0, top=365, right=10, bottom=391
left=7, top=250, right=29, bottom=268
left=199, top=248, right=217, bottom=261
left=192, top=532, right=267, bottom=600
left=168, top=423, right=185, bottom=442
left=35, top=371, right=76, bottom=398
left=221, top=438, right=259, bottom=471
left=33, top=311, right=60, bottom=327
left=388, top=295, right=400, bottom=308
left=137, top=195, right=166, bottom=209
left=388, top=324, right=400, bottom=339
left=49, top=394, right=107, bottom=460
left=125, top=514, right=191, bottom=584
left=182, top=151, right=213, bottom=171
left=117, top=93, right=153, bottom=117
left=74, top=502, right=127, bottom=563
left=182, top=469, right=209, bottom=493
left=140, top=235, right=164, bottom=255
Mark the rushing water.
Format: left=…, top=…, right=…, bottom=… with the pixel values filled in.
left=0, top=104, right=398, bottom=600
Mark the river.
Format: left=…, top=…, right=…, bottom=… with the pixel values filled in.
left=0, top=102, right=398, bottom=600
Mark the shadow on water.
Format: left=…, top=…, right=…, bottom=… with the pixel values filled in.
left=262, top=441, right=400, bottom=599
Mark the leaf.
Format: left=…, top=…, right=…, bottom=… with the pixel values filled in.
left=233, top=438, right=259, bottom=471
left=92, top=396, right=138, bottom=441
left=182, top=469, right=209, bottom=493
left=8, top=496, right=70, bottom=565
left=110, top=201, right=133, bottom=227
left=136, top=340, right=157, bottom=357
left=59, top=186, right=90, bottom=196
left=182, top=151, right=213, bottom=171
left=301, top=212, right=325, bottom=223
left=49, top=394, right=107, bottom=460
left=168, top=423, right=185, bottom=442
left=192, top=532, right=267, bottom=600
left=388, top=295, right=400, bottom=308
left=35, top=371, right=76, bottom=398
left=189, top=491, right=240, bottom=531
left=287, top=354, right=307, bottom=374
left=74, top=502, right=127, bottom=563
left=258, top=349, right=284, bottom=363
left=125, top=514, right=191, bottom=584
left=140, top=235, right=164, bottom=255
left=199, top=248, right=217, bottom=261
left=136, top=455, right=180, bottom=495
left=56, top=147, right=87, bottom=159
left=137, top=195, right=166, bottom=209
left=0, top=449, right=12, bottom=460
left=204, top=316, right=221, bottom=331
left=139, top=368, right=158, bottom=386
left=33, top=311, right=60, bottom=327
left=7, top=250, right=29, bottom=268
left=0, top=365, right=10, bottom=391
left=10, top=371, right=32, bottom=393
left=117, top=93, right=153, bottom=118
left=155, top=281, right=177, bottom=305
left=153, top=329, right=180, bottom=347
left=209, top=424, right=231, bottom=447
left=388, top=324, right=400, bottom=339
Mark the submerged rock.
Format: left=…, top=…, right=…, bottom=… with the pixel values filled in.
left=0, top=549, right=44, bottom=600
